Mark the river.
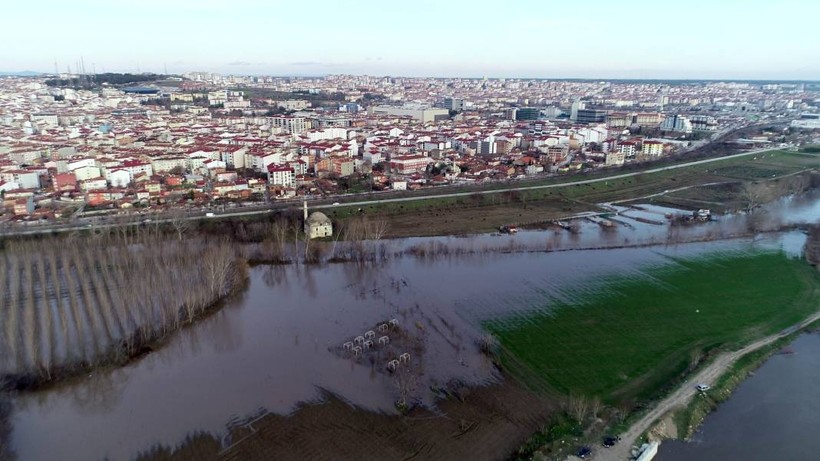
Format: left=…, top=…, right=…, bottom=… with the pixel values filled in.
left=658, top=333, right=820, bottom=461
left=6, top=193, right=819, bottom=461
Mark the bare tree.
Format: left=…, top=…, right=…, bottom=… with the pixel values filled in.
left=0, top=230, right=253, bottom=385
left=740, top=181, right=772, bottom=213
left=271, top=218, right=289, bottom=262
left=167, top=208, right=192, bottom=241
left=366, top=215, right=390, bottom=241
left=289, top=215, right=302, bottom=264
left=781, top=173, right=810, bottom=196
left=568, top=394, right=589, bottom=422
left=590, top=396, right=603, bottom=420
left=805, top=225, right=820, bottom=267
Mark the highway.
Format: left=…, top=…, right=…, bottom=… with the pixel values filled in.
left=0, top=146, right=785, bottom=237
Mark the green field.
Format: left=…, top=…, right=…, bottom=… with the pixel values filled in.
left=486, top=251, right=820, bottom=406
left=322, top=150, right=818, bottom=237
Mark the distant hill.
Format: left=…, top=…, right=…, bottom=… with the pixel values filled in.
left=0, top=71, right=44, bottom=77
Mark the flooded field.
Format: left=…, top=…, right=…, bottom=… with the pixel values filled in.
left=5, top=193, right=819, bottom=461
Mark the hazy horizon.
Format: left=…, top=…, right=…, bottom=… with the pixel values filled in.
left=4, top=0, right=819, bottom=80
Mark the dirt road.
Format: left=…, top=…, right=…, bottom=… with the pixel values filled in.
left=591, top=310, right=820, bottom=461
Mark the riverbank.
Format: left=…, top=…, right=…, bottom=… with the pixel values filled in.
left=658, top=332, right=820, bottom=460
left=322, top=152, right=817, bottom=238
left=2, top=192, right=817, bottom=460
left=132, top=377, right=553, bottom=461
left=668, top=324, right=819, bottom=441
left=120, top=241, right=819, bottom=461
left=485, top=248, right=820, bottom=461
left=590, top=312, right=820, bottom=461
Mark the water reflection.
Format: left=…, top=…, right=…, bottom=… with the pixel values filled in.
left=659, top=334, right=820, bottom=461
left=261, top=265, right=288, bottom=289
left=7, top=192, right=818, bottom=461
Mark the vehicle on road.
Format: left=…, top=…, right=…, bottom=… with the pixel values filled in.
left=696, top=383, right=711, bottom=392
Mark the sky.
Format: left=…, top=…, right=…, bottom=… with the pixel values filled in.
left=3, top=0, right=819, bottom=80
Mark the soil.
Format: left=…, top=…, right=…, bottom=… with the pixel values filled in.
left=379, top=200, right=588, bottom=238
left=138, top=378, right=554, bottom=461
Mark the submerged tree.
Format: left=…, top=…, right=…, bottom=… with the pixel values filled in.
left=740, top=181, right=773, bottom=213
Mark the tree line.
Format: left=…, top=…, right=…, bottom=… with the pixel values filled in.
left=45, top=73, right=168, bottom=88
left=0, top=229, right=245, bottom=391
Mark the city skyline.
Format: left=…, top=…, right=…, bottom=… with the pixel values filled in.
left=3, top=0, right=820, bottom=79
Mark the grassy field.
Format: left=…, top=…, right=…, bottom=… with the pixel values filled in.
left=323, top=150, right=818, bottom=237
left=485, top=251, right=820, bottom=406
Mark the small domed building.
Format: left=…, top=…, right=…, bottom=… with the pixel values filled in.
left=303, top=201, right=333, bottom=239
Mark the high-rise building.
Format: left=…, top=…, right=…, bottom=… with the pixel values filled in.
left=368, top=105, right=450, bottom=123
left=660, top=114, right=693, bottom=133
left=514, top=107, right=540, bottom=121
left=570, top=100, right=586, bottom=121
left=575, top=109, right=607, bottom=124
left=657, top=94, right=668, bottom=111
left=443, top=97, right=464, bottom=112
left=690, top=115, right=718, bottom=131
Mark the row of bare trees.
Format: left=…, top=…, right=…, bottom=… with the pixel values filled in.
left=806, top=225, right=820, bottom=268
left=328, top=215, right=390, bottom=263
left=0, top=232, right=244, bottom=387
left=741, top=172, right=812, bottom=213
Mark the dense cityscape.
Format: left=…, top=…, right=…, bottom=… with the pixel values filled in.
left=1, top=73, right=818, bottom=226
left=1, top=1, right=820, bottom=459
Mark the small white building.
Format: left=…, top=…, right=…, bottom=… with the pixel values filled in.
left=605, top=151, right=626, bottom=166
left=268, top=164, right=295, bottom=187
left=303, top=201, right=332, bottom=239
left=75, top=165, right=103, bottom=181
left=80, top=177, right=108, bottom=191
left=0, top=170, right=39, bottom=189
left=108, top=169, right=132, bottom=188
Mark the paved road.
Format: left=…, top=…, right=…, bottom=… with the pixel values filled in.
left=0, top=146, right=791, bottom=237
left=307, top=146, right=781, bottom=208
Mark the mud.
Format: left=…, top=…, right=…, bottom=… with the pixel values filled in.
left=137, top=378, right=553, bottom=461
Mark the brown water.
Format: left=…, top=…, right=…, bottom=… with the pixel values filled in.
left=658, top=333, right=820, bottom=461
left=7, top=194, right=819, bottom=461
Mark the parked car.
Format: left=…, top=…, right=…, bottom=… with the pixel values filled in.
left=603, top=436, right=619, bottom=447
left=696, top=383, right=711, bottom=392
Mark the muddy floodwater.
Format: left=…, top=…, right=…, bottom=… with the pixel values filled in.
left=7, top=194, right=819, bottom=461
left=658, top=333, right=820, bottom=461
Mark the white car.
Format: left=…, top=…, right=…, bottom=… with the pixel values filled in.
left=696, top=384, right=710, bottom=392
